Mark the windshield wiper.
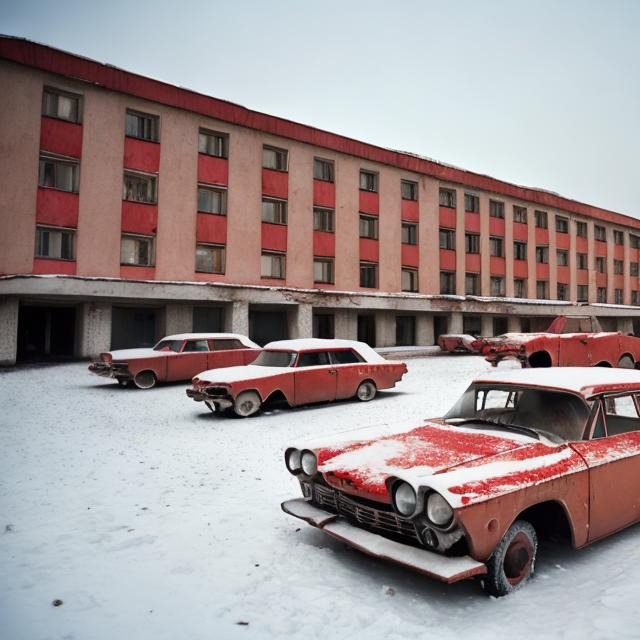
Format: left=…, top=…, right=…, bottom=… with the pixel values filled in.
left=445, top=417, right=540, bottom=440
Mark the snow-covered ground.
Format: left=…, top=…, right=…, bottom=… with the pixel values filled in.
left=1, top=355, right=639, bottom=640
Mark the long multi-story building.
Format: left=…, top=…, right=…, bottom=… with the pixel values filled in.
left=1, top=35, right=640, bottom=365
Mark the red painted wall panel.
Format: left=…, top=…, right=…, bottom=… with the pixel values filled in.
left=401, top=199, right=419, bottom=222
left=33, top=258, right=76, bottom=275
left=198, top=155, right=229, bottom=185
left=120, top=265, right=156, bottom=280
left=490, top=256, right=506, bottom=275
left=313, top=231, right=335, bottom=256
left=40, top=117, right=82, bottom=158
left=121, top=201, right=158, bottom=235
left=359, top=191, right=379, bottom=215
left=465, top=212, right=480, bottom=233
left=465, top=253, right=481, bottom=272
left=513, top=222, right=528, bottom=241
left=513, top=260, right=528, bottom=278
left=614, top=275, right=624, bottom=289
left=596, top=273, right=607, bottom=287
left=489, top=217, right=505, bottom=236
left=262, top=169, right=288, bottom=199
left=261, top=222, right=287, bottom=251
left=577, top=271, right=589, bottom=285
left=359, top=238, right=379, bottom=262
left=123, top=137, right=160, bottom=173
left=36, top=188, right=79, bottom=227
left=439, top=249, right=456, bottom=271
left=196, top=272, right=227, bottom=283
left=614, top=245, right=625, bottom=259
left=556, top=233, right=570, bottom=249
left=439, top=207, right=456, bottom=229
left=535, top=227, right=549, bottom=244
left=557, top=266, right=570, bottom=283
left=196, top=213, right=227, bottom=245
left=536, top=263, right=550, bottom=279
left=401, top=244, right=419, bottom=267
left=576, top=237, right=588, bottom=253
left=313, top=180, right=335, bottom=207
left=595, top=240, right=607, bottom=257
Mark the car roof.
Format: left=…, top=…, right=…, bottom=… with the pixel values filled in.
left=162, top=333, right=259, bottom=347
left=473, top=367, right=640, bottom=398
left=263, top=338, right=386, bottom=363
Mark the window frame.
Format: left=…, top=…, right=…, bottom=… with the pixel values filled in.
left=489, top=200, right=505, bottom=219
left=197, top=183, right=227, bottom=215
left=594, top=225, right=607, bottom=242
left=261, top=197, right=288, bottom=225
left=535, top=210, right=548, bottom=229
left=359, top=261, right=378, bottom=288
left=198, top=128, right=228, bottom=158
left=439, top=188, right=456, bottom=208
left=261, top=251, right=286, bottom=279
left=38, top=153, right=80, bottom=193
left=120, top=233, right=155, bottom=267
left=401, top=221, right=418, bottom=245
left=359, top=214, right=379, bottom=240
left=42, top=86, right=82, bottom=124
left=576, top=221, right=587, bottom=237
left=440, top=270, right=455, bottom=295
left=556, top=216, right=569, bottom=234
left=125, top=109, right=159, bottom=142
left=122, top=170, right=158, bottom=204
left=514, top=240, right=527, bottom=261
left=401, top=267, right=419, bottom=293
left=490, top=276, right=505, bottom=297
left=35, top=225, right=75, bottom=261
left=536, top=245, right=549, bottom=264
left=401, top=180, right=418, bottom=201
left=489, top=236, right=504, bottom=258
left=195, top=242, right=226, bottom=274
left=359, top=169, right=378, bottom=193
left=439, top=228, right=455, bottom=250
left=262, top=145, right=288, bottom=172
left=464, top=193, right=479, bottom=213
left=557, top=249, right=569, bottom=267
left=313, top=256, right=335, bottom=284
left=313, top=157, right=334, bottom=182
left=313, top=206, right=335, bottom=232
left=465, top=272, right=480, bottom=295
left=513, top=205, right=527, bottom=224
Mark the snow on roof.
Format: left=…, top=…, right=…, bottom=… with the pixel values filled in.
left=473, top=367, right=640, bottom=397
left=264, top=338, right=388, bottom=362
left=162, top=333, right=259, bottom=348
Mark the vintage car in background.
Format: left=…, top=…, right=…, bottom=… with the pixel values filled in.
left=482, top=315, right=640, bottom=368
left=89, top=333, right=260, bottom=389
left=186, top=338, right=407, bottom=417
left=437, top=334, right=485, bottom=354
left=282, top=367, right=640, bottom=596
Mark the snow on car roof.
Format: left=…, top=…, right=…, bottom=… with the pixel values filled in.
left=162, top=333, right=259, bottom=347
left=473, top=367, right=640, bottom=397
left=263, top=338, right=387, bottom=363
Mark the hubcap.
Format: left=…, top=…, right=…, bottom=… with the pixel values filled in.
left=503, top=532, right=533, bottom=586
left=358, top=384, right=372, bottom=400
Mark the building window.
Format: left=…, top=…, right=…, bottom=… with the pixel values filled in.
left=262, top=146, right=288, bottom=171
left=197, top=185, right=227, bottom=215
left=536, top=280, right=548, bottom=299
left=576, top=221, right=587, bottom=237
left=401, top=268, right=418, bottom=292
left=198, top=129, right=227, bottom=158
left=465, top=233, right=480, bottom=254
left=439, top=188, right=456, bottom=208
left=401, top=180, right=418, bottom=201
left=536, top=245, right=549, bottom=264
left=556, top=216, right=569, bottom=233
left=120, top=234, right=154, bottom=266
left=360, top=262, right=378, bottom=288
left=631, top=234, right=640, bottom=249
left=465, top=272, right=480, bottom=295
left=577, top=253, right=588, bottom=270
left=401, top=222, right=417, bottom=245
left=196, top=243, right=225, bottom=274
left=313, top=157, right=334, bottom=182
left=261, top=251, right=286, bottom=279
left=514, top=241, right=527, bottom=261
left=359, top=214, right=378, bottom=239
left=513, top=205, right=527, bottom=223
left=490, top=237, right=504, bottom=257
left=557, top=283, right=568, bottom=301
left=313, top=207, right=334, bottom=232
left=262, top=198, right=287, bottom=224
left=614, top=259, right=624, bottom=275
left=490, top=276, right=505, bottom=297
left=633, top=290, right=640, bottom=305
left=489, top=200, right=504, bottom=219
left=615, top=288, right=623, bottom=304
left=440, top=271, right=455, bottom=294
left=577, top=285, right=589, bottom=302
left=464, top=193, right=479, bottom=212
left=123, top=171, right=157, bottom=204
left=595, top=256, right=606, bottom=273
left=631, top=262, right=639, bottom=277
left=597, top=287, right=607, bottom=303
left=35, top=226, right=74, bottom=260
left=557, top=249, right=569, bottom=266
left=535, top=210, right=548, bottom=228
left=125, top=109, right=159, bottom=142
left=314, top=257, right=335, bottom=284
left=614, top=230, right=624, bottom=245
left=359, top=169, right=378, bottom=192
left=439, top=228, right=455, bottom=250
left=38, top=154, right=79, bottom=193
left=594, top=225, right=606, bottom=242
left=514, top=278, right=527, bottom=298
left=42, top=86, right=81, bottom=123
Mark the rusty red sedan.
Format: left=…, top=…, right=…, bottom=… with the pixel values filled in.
left=282, top=367, right=640, bottom=596
left=187, top=338, right=407, bottom=417
left=89, top=333, right=260, bottom=389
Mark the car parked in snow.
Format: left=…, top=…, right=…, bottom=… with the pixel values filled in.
left=437, top=334, right=485, bottom=354
left=481, top=315, right=640, bottom=368
left=282, top=367, right=640, bottom=596
left=186, top=338, right=407, bottom=417
left=89, top=333, right=260, bottom=389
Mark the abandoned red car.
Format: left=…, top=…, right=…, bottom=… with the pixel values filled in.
left=186, top=338, right=407, bottom=417
left=482, top=315, right=640, bottom=368
left=89, top=333, right=260, bottom=389
left=282, top=367, right=640, bottom=596
left=437, top=334, right=484, bottom=354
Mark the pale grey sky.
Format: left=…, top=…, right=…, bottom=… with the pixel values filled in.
left=3, top=0, right=639, bottom=216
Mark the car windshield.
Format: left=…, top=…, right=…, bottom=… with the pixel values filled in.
left=153, top=340, right=183, bottom=352
left=252, top=350, right=296, bottom=367
left=443, top=383, right=591, bottom=442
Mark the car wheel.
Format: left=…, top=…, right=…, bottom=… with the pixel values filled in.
left=356, top=380, right=377, bottom=402
left=234, top=391, right=261, bottom=417
left=617, top=355, right=635, bottom=369
left=482, top=519, right=537, bottom=597
left=133, top=370, right=157, bottom=390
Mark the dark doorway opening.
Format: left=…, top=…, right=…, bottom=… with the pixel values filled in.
left=463, top=315, right=482, bottom=336
left=17, top=305, right=77, bottom=362
left=433, top=315, right=448, bottom=339
left=493, top=316, right=508, bottom=336
left=249, top=310, right=288, bottom=346
left=396, top=316, right=416, bottom=346
left=111, top=307, right=158, bottom=350
left=313, top=313, right=335, bottom=339
left=357, top=314, right=376, bottom=346
left=193, top=307, right=225, bottom=333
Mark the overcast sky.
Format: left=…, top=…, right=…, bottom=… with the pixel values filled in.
left=3, top=0, right=639, bottom=216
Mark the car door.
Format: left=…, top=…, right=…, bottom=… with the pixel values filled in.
left=293, top=351, right=337, bottom=405
left=331, top=349, right=368, bottom=399
left=166, top=339, right=209, bottom=381
left=571, top=393, right=640, bottom=541
left=207, top=338, right=252, bottom=370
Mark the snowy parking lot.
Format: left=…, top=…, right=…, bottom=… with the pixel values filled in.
left=1, top=354, right=639, bottom=640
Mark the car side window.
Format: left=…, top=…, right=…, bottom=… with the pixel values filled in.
left=183, top=340, right=209, bottom=352
left=213, top=339, right=243, bottom=351
left=330, top=349, right=365, bottom=365
left=603, top=394, right=640, bottom=436
left=297, top=351, right=331, bottom=367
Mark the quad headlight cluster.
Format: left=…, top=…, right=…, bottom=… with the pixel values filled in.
left=285, top=448, right=318, bottom=476
left=392, top=481, right=454, bottom=528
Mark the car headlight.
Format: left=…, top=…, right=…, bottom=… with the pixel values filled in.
left=285, top=448, right=301, bottom=474
left=426, top=492, right=453, bottom=527
left=392, top=481, right=417, bottom=517
left=300, top=451, right=317, bottom=476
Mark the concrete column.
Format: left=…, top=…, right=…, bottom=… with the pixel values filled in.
left=479, top=193, right=491, bottom=295
left=481, top=315, right=493, bottom=337
left=449, top=311, right=463, bottom=334
left=624, top=232, right=631, bottom=305
left=548, top=211, right=558, bottom=300
left=0, top=298, right=19, bottom=366
left=334, top=309, right=357, bottom=340
left=375, top=311, right=396, bottom=347
left=618, top=317, right=634, bottom=335
left=227, top=301, right=249, bottom=335
left=587, top=221, right=597, bottom=303
left=78, top=302, right=112, bottom=358
left=455, top=188, right=465, bottom=295
left=288, top=303, right=313, bottom=339
left=416, top=314, right=434, bottom=345
left=507, top=316, right=522, bottom=333
left=569, top=218, right=577, bottom=301
left=165, top=304, right=193, bottom=336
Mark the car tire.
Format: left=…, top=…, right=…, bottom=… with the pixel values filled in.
left=356, top=380, right=377, bottom=402
left=133, top=370, right=157, bottom=390
left=617, top=355, right=635, bottom=369
left=233, top=391, right=261, bottom=417
left=482, top=519, right=537, bottom=597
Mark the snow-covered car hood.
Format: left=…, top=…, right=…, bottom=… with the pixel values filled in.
left=481, top=332, right=548, bottom=348
left=106, top=348, right=172, bottom=361
left=194, top=365, right=291, bottom=384
left=308, top=421, right=583, bottom=508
